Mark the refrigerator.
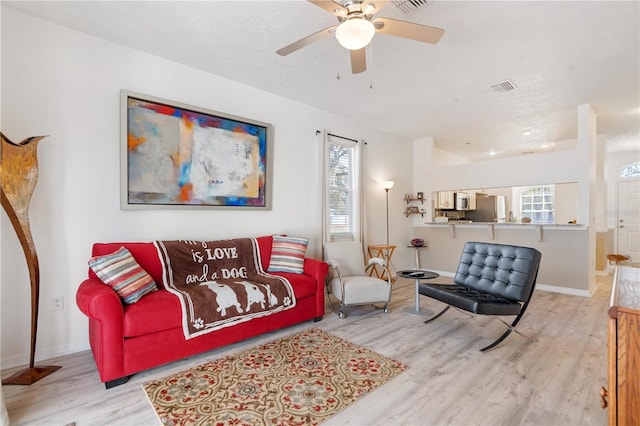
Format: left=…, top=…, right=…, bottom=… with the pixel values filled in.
left=471, top=194, right=507, bottom=222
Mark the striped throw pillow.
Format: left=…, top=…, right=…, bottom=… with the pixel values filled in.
left=88, top=246, right=157, bottom=304
left=267, top=236, right=308, bottom=274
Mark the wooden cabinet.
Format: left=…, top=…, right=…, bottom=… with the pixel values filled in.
left=604, top=266, right=640, bottom=425
left=436, top=191, right=455, bottom=209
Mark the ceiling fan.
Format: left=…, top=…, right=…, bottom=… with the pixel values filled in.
left=276, top=0, right=444, bottom=74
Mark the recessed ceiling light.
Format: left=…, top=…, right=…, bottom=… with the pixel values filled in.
left=488, top=150, right=497, bottom=156
left=522, top=130, right=532, bottom=136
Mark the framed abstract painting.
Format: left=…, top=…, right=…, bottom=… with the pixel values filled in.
left=120, top=90, right=273, bottom=210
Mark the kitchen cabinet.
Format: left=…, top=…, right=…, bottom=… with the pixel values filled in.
left=436, top=191, right=455, bottom=209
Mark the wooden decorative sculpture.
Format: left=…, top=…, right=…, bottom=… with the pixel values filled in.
left=1, top=132, right=60, bottom=385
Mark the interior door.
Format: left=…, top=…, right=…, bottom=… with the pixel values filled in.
left=617, top=179, right=640, bottom=262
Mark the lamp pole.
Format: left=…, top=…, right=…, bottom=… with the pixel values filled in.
left=381, top=181, right=394, bottom=245
left=385, top=187, right=390, bottom=245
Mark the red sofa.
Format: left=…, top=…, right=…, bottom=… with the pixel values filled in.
left=76, top=236, right=328, bottom=388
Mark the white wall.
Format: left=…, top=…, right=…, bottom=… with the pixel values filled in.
left=412, top=105, right=600, bottom=294
left=0, top=8, right=414, bottom=368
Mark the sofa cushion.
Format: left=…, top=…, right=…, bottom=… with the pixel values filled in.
left=88, top=246, right=157, bottom=304
left=123, top=290, right=182, bottom=337
left=122, top=276, right=316, bottom=338
left=267, top=236, right=308, bottom=274
left=272, top=272, right=317, bottom=299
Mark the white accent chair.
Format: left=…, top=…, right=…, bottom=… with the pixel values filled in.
left=324, top=241, right=392, bottom=318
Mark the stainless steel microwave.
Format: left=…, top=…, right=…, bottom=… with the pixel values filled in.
left=455, top=192, right=470, bottom=210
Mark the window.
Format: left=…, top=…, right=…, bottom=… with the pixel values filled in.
left=325, top=135, right=361, bottom=241
left=620, top=162, right=640, bottom=178
left=520, top=186, right=554, bottom=224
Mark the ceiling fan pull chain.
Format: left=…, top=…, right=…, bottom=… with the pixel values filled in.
left=336, top=43, right=341, bottom=80
left=369, top=40, right=374, bottom=89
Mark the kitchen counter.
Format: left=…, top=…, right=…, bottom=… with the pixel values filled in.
left=423, top=221, right=584, bottom=227
left=417, top=221, right=586, bottom=241
left=411, top=222, right=592, bottom=295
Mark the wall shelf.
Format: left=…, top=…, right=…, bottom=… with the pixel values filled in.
left=405, top=197, right=424, bottom=205
left=404, top=192, right=425, bottom=217
left=405, top=209, right=425, bottom=218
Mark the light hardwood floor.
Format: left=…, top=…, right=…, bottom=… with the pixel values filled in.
left=3, top=275, right=612, bottom=425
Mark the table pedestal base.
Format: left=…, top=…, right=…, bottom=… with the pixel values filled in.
left=397, top=269, right=440, bottom=317
left=403, top=306, right=433, bottom=316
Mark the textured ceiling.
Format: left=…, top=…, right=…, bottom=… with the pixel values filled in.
left=4, top=0, right=640, bottom=161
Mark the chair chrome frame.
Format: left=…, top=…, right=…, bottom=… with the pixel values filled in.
left=419, top=241, right=541, bottom=352
left=324, top=242, right=392, bottom=319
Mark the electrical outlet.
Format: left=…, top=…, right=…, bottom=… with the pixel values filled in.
left=53, top=296, right=64, bottom=311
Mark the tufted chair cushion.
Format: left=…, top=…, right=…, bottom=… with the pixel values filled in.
left=453, top=242, right=541, bottom=302
left=418, top=241, right=541, bottom=351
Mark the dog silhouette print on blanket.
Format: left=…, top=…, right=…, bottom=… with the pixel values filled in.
left=156, top=238, right=296, bottom=339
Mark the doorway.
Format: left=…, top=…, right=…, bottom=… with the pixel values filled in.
left=617, top=179, right=640, bottom=262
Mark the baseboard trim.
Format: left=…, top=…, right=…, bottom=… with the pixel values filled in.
left=1, top=342, right=90, bottom=370
left=535, top=284, right=591, bottom=297
left=595, top=265, right=614, bottom=276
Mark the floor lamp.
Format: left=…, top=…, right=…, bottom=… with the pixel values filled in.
left=381, top=181, right=395, bottom=245
left=1, top=133, right=61, bottom=385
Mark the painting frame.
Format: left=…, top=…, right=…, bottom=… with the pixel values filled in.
left=120, top=90, right=273, bottom=210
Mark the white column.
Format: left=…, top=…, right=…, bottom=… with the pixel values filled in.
left=577, top=103, right=597, bottom=293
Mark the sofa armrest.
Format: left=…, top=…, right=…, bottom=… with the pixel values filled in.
left=303, top=257, right=329, bottom=286
left=303, top=258, right=329, bottom=318
left=76, top=278, right=125, bottom=383
left=76, top=278, right=124, bottom=320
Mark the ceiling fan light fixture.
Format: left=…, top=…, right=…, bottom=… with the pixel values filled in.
left=335, top=18, right=375, bottom=50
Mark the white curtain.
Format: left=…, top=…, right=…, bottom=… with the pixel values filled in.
left=321, top=131, right=366, bottom=246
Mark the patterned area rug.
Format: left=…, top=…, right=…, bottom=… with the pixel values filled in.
left=143, top=328, right=407, bottom=425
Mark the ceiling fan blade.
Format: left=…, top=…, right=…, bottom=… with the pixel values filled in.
left=350, top=48, right=367, bottom=74
left=373, top=17, right=444, bottom=44
left=307, top=0, right=348, bottom=17
left=276, top=26, right=337, bottom=56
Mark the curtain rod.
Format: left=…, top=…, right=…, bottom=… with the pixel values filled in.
left=328, top=132, right=359, bottom=143
left=316, top=130, right=361, bottom=144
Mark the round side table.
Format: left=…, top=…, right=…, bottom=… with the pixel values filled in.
left=397, top=269, right=439, bottom=315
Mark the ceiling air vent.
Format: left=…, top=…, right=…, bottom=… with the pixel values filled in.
left=489, top=80, right=518, bottom=93
left=392, top=0, right=432, bottom=15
